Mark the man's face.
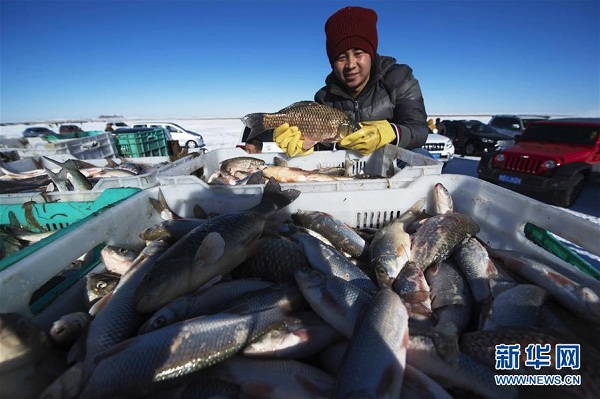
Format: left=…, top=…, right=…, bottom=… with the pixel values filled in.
left=332, top=49, right=372, bottom=97
left=245, top=143, right=259, bottom=154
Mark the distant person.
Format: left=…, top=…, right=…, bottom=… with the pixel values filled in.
left=435, top=118, right=446, bottom=136
left=273, top=6, right=429, bottom=157
left=244, top=138, right=263, bottom=154
left=105, top=123, right=114, bottom=132
left=428, top=118, right=436, bottom=132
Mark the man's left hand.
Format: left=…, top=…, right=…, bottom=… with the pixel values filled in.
left=339, top=120, right=396, bottom=155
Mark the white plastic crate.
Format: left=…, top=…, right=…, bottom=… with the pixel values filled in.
left=1, top=174, right=598, bottom=326
left=157, top=145, right=443, bottom=192
left=0, top=154, right=175, bottom=200
left=5, top=133, right=118, bottom=160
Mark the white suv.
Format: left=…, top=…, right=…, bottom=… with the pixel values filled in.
left=422, top=131, right=455, bottom=164
left=131, top=122, right=206, bottom=149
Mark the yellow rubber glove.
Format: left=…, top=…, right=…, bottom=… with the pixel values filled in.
left=273, top=123, right=315, bottom=157
left=339, top=120, right=397, bottom=155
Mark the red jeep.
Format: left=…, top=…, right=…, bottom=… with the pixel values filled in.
left=477, top=118, right=600, bottom=207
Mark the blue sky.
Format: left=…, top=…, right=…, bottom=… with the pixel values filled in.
left=1, top=0, right=598, bottom=122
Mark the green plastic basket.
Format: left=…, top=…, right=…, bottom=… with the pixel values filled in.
left=0, top=187, right=141, bottom=271
left=115, top=128, right=169, bottom=157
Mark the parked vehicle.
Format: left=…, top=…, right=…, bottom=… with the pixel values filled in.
left=59, top=125, right=84, bottom=135
left=477, top=118, right=600, bottom=207
left=442, top=120, right=514, bottom=156
left=422, top=131, right=455, bottom=164
left=105, top=122, right=129, bottom=131
left=21, top=127, right=61, bottom=139
left=130, top=122, right=205, bottom=149
left=488, top=114, right=550, bottom=137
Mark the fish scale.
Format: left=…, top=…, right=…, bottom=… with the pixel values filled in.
left=76, top=309, right=287, bottom=399
left=411, top=213, right=480, bottom=271
left=134, top=178, right=300, bottom=313
left=333, top=288, right=409, bottom=399
left=242, top=101, right=360, bottom=147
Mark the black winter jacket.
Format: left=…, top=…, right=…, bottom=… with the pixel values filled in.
left=314, top=55, right=428, bottom=149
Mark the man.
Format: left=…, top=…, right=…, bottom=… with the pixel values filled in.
left=275, top=6, right=429, bottom=157
left=244, top=138, right=263, bottom=154
left=436, top=118, right=446, bottom=135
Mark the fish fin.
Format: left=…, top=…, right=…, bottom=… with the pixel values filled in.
left=278, top=100, right=319, bottom=112
left=33, top=157, right=44, bottom=170
left=273, top=156, right=288, bottom=167
left=408, top=197, right=427, bottom=215
left=302, top=139, right=317, bottom=150
left=260, top=177, right=301, bottom=212
left=88, top=291, right=113, bottom=316
left=241, top=113, right=266, bottom=141
left=7, top=211, right=22, bottom=228
left=150, top=189, right=182, bottom=220
left=43, top=156, right=65, bottom=167
left=244, top=170, right=266, bottom=185
left=344, top=154, right=356, bottom=177
left=195, top=231, right=226, bottom=263
left=44, top=166, right=69, bottom=186
left=104, top=157, right=119, bottom=168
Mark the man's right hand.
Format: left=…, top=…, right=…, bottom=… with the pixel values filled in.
left=273, top=123, right=315, bottom=157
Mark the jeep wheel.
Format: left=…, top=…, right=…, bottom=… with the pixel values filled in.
left=465, top=142, right=476, bottom=156
left=186, top=140, right=198, bottom=148
left=552, top=173, right=585, bottom=208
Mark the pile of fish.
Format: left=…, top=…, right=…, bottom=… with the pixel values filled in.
left=1, top=178, right=599, bottom=398
left=0, top=155, right=176, bottom=259
left=208, top=155, right=380, bottom=185
left=0, top=155, right=185, bottom=194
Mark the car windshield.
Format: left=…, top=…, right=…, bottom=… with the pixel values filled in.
left=521, top=123, right=599, bottom=145
left=522, top=118, right=548, bottom=128
left=466, top=123, right=495, bottom=134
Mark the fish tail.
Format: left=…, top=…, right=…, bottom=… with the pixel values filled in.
left=150, top=189, right=182, bottom=220
left=252, top=177, right=300, bottom=215
left=241, top=113, right=267, bottom=141
left=44, top=166, right=68, bottom=183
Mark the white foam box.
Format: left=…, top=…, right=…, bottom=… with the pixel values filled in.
left=2, top=174, right=598, bottom=328
left=157, top=145, right=444, bottom=192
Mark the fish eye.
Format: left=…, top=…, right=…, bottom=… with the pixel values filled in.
left=96, top=281, right=107, bottom=289
left=153, top=316, right=166, bottom=328
left=377, top=267, right=387, bottom=275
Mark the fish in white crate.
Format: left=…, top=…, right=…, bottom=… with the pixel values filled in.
left=14, top=180, right=599, bottom=398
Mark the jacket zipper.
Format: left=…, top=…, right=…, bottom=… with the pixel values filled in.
left=353, top=100, right=360, bottom=123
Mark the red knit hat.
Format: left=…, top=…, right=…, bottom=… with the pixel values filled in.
left=325, top=6, right=378, bottom=65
